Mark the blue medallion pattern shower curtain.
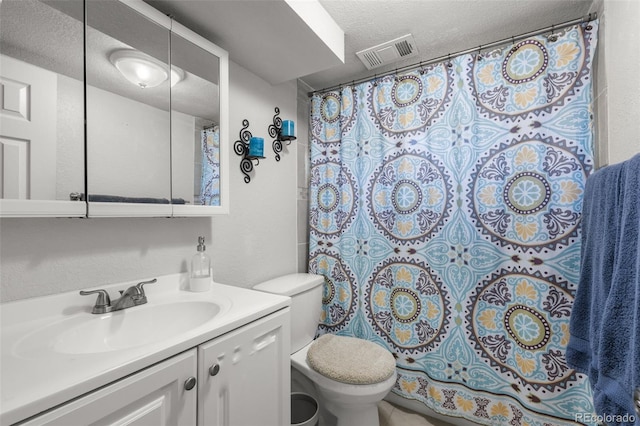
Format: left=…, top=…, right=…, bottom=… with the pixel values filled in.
left=199, top=126, right=221, bottom=205
left=309, top=23, right=598, bottom=425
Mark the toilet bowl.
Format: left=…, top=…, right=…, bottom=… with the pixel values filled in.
left=253, top=273, right=396, bottom=426
left=292, top=341, right=396, bottom=426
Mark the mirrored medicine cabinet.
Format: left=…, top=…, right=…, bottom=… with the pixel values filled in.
left=0, top=0, right=229, bottom=218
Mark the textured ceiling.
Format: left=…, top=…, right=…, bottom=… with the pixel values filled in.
left=301, top=0, right=594, bottom=90
left=3, top=0, right=595, bottom=95
left=145, top=0, right=345, bottom=85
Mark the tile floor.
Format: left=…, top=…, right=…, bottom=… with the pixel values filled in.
left=378, top=401, right=453, bottom=426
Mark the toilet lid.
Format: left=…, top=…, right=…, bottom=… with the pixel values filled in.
left=306, top=334, right=396, bottom=385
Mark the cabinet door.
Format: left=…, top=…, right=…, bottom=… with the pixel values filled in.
left=21, top=350, right=197, bottom=426
left=198, top=309, right=291, bottom=426
left=169, top=25, right=230, bottom=216
left=85, top=0, right=173, bottom=218
left=0, top=0, right=85, bottom=218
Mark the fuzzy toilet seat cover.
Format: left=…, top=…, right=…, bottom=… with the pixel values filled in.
left=306, top=334, right=396, bottom=385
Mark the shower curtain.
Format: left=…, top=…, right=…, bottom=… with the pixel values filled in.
left=199, top=126, right=220, bottom=205
left=309, top=22, right=598, bottom=425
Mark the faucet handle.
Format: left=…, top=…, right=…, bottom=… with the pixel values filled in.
left=79, top=289, right=112, bottom=314
left=133, top=278, right=157, bottom=304
left=135, top=278, right=157, bottom=295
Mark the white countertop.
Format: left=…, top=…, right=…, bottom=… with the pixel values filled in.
left=0, top=274, right=290, bottom=425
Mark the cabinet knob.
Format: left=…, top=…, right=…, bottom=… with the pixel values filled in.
left=209, top=364, right=220, bottom=376
left=184, top=377, right=197, bottom=391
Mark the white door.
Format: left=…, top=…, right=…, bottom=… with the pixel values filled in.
left=20, top=350, right=198, bottom=426
left=198, top=309, right=291, bottom=426
left=0, top=54, right=57, bottom=200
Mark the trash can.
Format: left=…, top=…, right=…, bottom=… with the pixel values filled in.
left=291, top=392, right=319, bottom=426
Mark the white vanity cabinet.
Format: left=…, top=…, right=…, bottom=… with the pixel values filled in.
left=198, top=308, right=291, bottom=426
left=14, top=309, right=290, bottom=426
left=20, top=349, right=198, bottom=426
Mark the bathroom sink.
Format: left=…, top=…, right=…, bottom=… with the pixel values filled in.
left=14, top=301, right=221, bottom=357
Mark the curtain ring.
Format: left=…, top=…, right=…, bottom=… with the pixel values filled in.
left=510, top=36, right=517, bottom=53
left=548, top=24, right=558, bottom=42
left=585, top=13, right=593, bottom=30
left=477, top=45, right=483, bottom=61
left=447, top=54, right=452, bottom=68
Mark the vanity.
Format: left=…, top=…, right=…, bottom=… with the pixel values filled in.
left=0, top=275, right=291, bottom=425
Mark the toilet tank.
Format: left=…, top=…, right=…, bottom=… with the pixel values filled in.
left=253, top=273, right=324, bottom=354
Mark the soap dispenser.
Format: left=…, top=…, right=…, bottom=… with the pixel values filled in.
left=190, top=236, right=211, bottom=292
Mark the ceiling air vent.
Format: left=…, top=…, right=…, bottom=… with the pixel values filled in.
left=356, top=34, right=419, bottom=70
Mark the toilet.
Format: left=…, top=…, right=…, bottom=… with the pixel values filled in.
left=253, top=273, right=396, bottom=426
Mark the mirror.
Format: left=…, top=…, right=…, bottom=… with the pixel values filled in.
left=85, top=1, right=229, bottom=217
left=0, top=0, right=85, bottom=217
left=170, top=32, right=221, bottom=208
left=85, top=0, right=172, bottom=217
left=1, top=0, right=229, bottom=217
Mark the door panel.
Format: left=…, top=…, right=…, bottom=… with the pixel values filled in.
left=0, top=55, right=56, bottom=200
left=20, top=350, right=197, bottom=426
left=198, top=310, right=291, bottom=426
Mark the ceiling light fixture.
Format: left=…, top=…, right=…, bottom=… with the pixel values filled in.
left=110, top=49, right=184, bottom=89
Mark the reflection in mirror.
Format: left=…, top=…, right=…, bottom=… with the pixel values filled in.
left=170, top=32, right=221, bottom=206
left=86, top=0, right=171, bottom=204
left=0, top=0, right=84, bottom=203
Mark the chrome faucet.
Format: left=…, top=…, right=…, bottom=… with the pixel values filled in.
left=112, top=284, right=144, bottom=311
left=80, top=278, right=157, bottom=314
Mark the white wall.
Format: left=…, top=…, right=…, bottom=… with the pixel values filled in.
left=171, top=110, right=197, bottom=202
left=0, top=61, right=298, bottom=302
left=296, top=80, right=312, bottom=273
left=56, top=74, right=84, bottom=200
left=591, top=0, right=640, bottom=166
left=87, top=85, right=171, bottom=199
left=210, top=62, right=298, bottom=286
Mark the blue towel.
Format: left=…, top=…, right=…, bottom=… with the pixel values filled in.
left=567, top=153, right=640, bottom=424
left=87, top=194, right=188, bottom=204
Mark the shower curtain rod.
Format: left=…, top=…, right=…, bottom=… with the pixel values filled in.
left=308, top=12, right=597, bottom=96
